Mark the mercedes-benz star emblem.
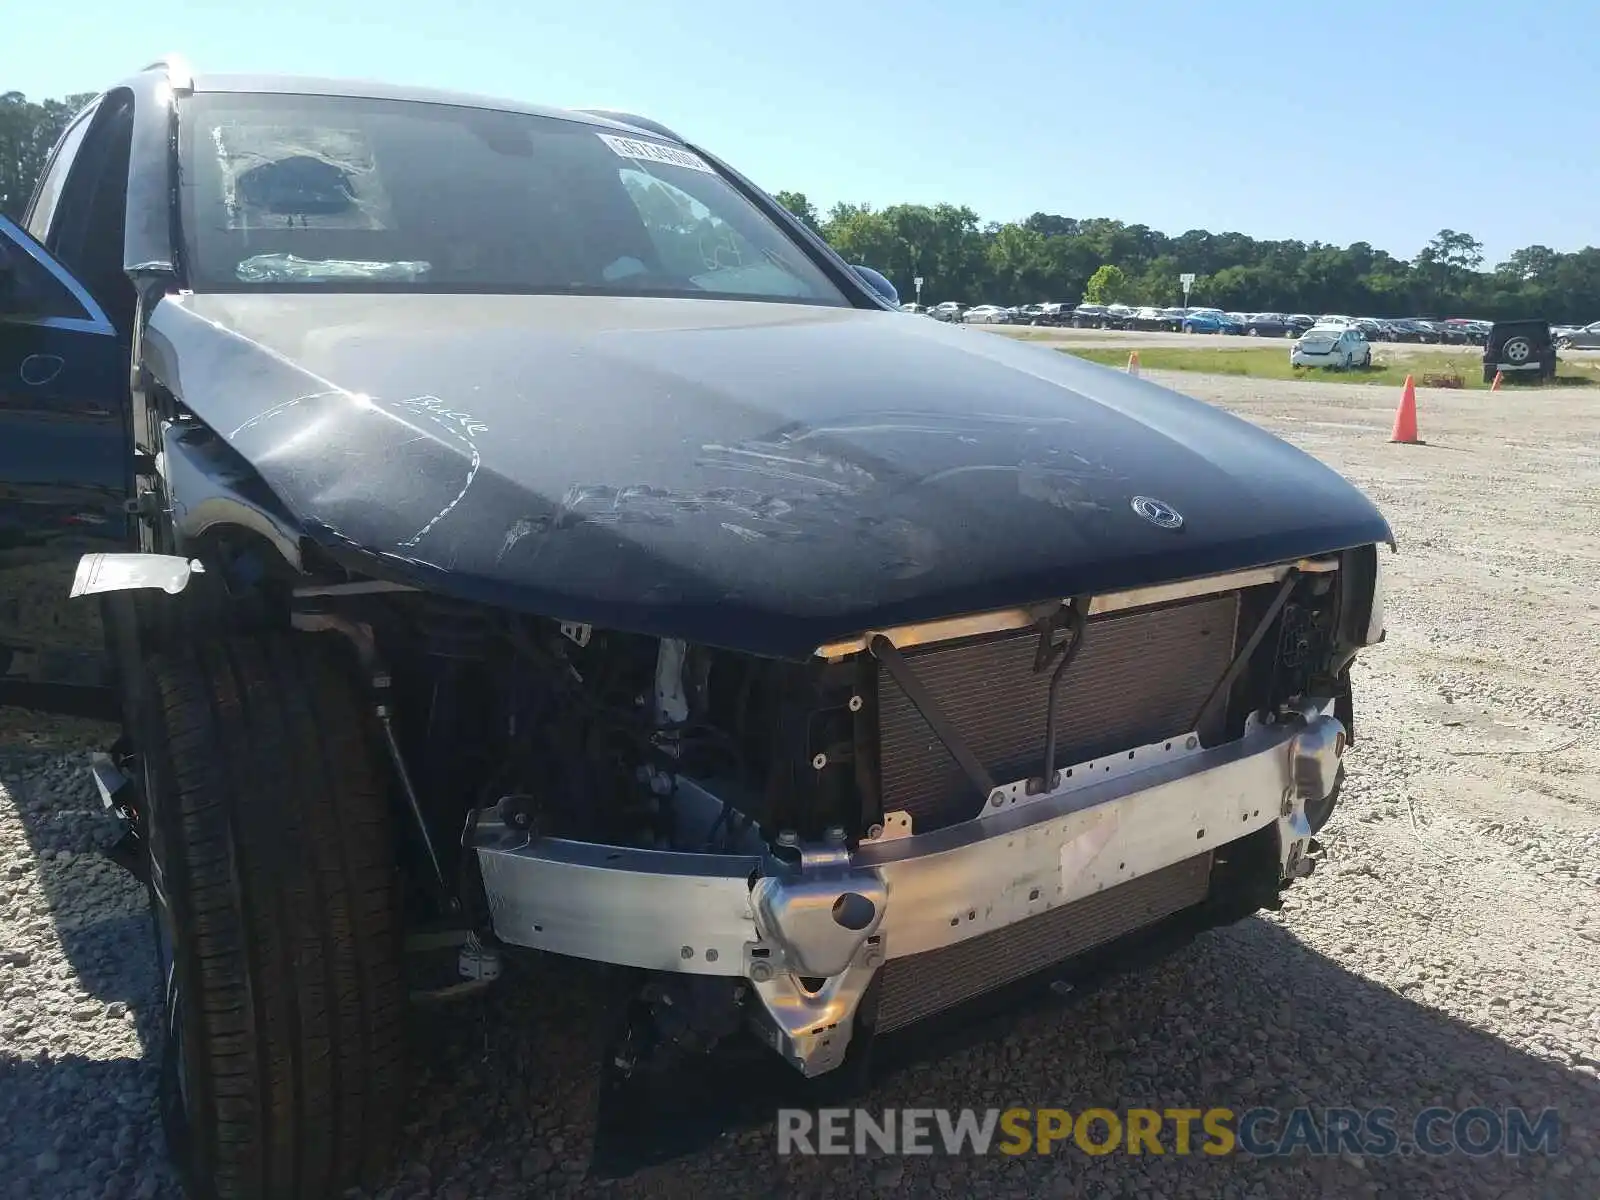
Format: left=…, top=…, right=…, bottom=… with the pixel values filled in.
left=1130, top=495, right=1184, bottom=530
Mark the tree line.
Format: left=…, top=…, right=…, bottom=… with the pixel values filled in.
left=1, top=91, right=96, bottom=219
left=774, top=193, right=1599, bottom=323
left=5, top=90, right=1593, bottom=322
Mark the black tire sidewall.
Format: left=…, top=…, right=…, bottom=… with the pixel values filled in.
left=1500, top=336, right=1532, bottom=365
left=137, top=660, right=222, bottom=1198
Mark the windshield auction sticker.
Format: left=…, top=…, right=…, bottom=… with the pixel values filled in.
left=596, top=133, right=715, bottom=174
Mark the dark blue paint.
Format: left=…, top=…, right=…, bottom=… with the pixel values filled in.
left=0, top=320, right=130, bottom=688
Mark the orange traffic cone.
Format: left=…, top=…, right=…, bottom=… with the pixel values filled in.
left=1491, top=370, right=1504, bottom=392
left=1390, top=375, right=1420, bottom=444
left=1127, top=350, right=1140, bottom=377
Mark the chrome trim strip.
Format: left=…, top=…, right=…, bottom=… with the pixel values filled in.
left=17, top=315, right=115, bottom=334
left=143, top=54, right=194, bottom=93
left=0, top=213, right=116, bottom=336
left=812, top=557, right=1339, bottom=659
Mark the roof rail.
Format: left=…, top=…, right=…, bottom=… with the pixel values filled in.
left=141, top=54, right=194, bottom=93
left=573, top=108, right=683, bottom=142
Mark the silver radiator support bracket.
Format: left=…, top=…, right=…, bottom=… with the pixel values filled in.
left=745, top=829, right=890, bottom=1075
left=744, top=935, right=884, bottom=1077
left=467, top=700, right=1348, bottom=1077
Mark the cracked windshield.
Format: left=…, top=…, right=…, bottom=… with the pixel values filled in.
left=178, top=92, right=847, bottom=302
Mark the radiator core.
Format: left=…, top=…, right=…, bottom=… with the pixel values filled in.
left=873, top=852, right=1214, bottom=1033
left=875, top=593, right=1239, bottom=832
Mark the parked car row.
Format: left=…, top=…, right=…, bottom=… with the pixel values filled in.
left=907, top=301, right=1516, bottom=347
left=1552, top=320, right=1600, bottom=349
left=915, top=302, right=1253, bottom=331
left=1286, top=318, right=1563, bottom=384
left=912, top=297, right=1568, bottom=384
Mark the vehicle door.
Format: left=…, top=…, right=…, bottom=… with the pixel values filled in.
left=0, top=95, right=136, bottom=718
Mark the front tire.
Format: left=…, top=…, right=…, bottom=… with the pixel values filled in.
left=141, top=635, right=406, bottom=1200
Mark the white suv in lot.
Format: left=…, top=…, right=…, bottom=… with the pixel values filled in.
left=1291, top=323, right=1373, bottom=370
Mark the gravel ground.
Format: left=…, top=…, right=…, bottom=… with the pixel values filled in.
left=3, top=372, right=1599, bottom=1199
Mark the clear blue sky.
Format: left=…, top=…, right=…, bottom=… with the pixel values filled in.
left=11, top=1, right=1593, bottom=265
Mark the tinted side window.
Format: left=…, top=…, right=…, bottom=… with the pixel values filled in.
left=24, top=99, right=101, bottom=241
left=0, top=230, right=94, bottom=321
left=44, top=94, right=136, bottom=330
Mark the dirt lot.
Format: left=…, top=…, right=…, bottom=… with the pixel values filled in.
left=2, top=372, right=1598, bottom=1199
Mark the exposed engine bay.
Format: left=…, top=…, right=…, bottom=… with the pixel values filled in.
left=321, top=592, right=871, bottom=863
left=314, top=553, right=1361, bottom=864
left=244, top=545, right=1378, bottom=1093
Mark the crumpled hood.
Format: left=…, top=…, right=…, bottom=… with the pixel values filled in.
left=145, top=293, right=1391, bottom=659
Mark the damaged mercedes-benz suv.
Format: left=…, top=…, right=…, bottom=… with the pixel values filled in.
left=1, top=58, right=1390, bottom=1198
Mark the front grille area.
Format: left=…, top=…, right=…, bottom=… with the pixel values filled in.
left=876, top=592, right=1239, bottom=832
left=873, top=852, right=1213, bottom=1033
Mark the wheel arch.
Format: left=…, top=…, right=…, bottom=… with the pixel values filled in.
left=75, top=418, right=313, bottom=712
left=161, top=418, right=307, bottom=576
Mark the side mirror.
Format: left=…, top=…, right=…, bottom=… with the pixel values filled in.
left=850, top=264, right=900, bottom=307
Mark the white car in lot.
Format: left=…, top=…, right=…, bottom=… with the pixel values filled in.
left=962, top=304, right=1012, bottom=324
left=1291, top=323, right=1372, bottom=370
